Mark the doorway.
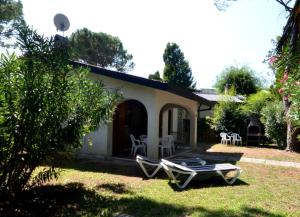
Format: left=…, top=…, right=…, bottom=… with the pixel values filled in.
left=112, top=100, right=147, bottom=157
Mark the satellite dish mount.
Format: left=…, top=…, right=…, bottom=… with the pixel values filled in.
left=54, top=13, right=70, bottom=36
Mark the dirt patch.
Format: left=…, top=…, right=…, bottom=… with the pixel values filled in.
left=198, top=143, right=300, bottom=162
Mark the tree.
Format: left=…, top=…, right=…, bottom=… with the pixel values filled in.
left=0, top=0, right=23, bottom=47
left=69, top=28, right=134, bottom=72
left=0, top=25, right=120, bottom=194
left=241, top=90, right=272, bottom=118
left=214, top=0, right=299, bottom=151
left=148, top=71, right=162, bottom=81
left=272, top=0, right=300, bottom=152
left=163, top=42, right=196, bottom=89
left=214, top=65, right=261, bottom=95
left=207, top=95, right=245, bottom=137
left=268, top=43, right=300, bottom=151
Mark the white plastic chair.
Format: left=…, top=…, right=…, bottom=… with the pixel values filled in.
left=140, top=135, right=147, bottom=144
left=220, top=132, right=231, bottom=144
left=231, top=133, right=242, bottom=145
left=130, top=134, right=146, bottom=156
left=166, top=135, right=175, bottom=153
left=159, top=136, right=173, bottom=157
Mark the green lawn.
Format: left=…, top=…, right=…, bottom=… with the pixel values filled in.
left=2, top=159, right=300, bottom=217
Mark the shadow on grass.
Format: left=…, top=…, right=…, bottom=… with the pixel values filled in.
left=61, top=158, right=144, bottom=178
left=0, top=182, right=284, bottom=217
left=95, top=183, right=133, bottom=194
left=168, top=175, right=249, bottom=192
left=60, top=158, right=170, bottom=181
left=0, top=182, right=112, bottom=217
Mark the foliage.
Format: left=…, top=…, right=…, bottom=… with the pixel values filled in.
left=276, top=53, right=300, bottom=128
left=287, top=80, right=300, bottom=127
left=207, top=96, right=245, bottom=136
left=260, top=101, right=287, bottom=147
left=241, top=90, right=272, bottom=118
left=69, top=28, right=134, bottom=72
left=269, top=36, right=300, bottom=149
left=0, top=0, right=23, bottom=47
left=148, top=71, right=162, bottom=81
left=272, top=0, right=300, bottom=151
left=214, top=65, right=261, bottom=95
left=270, top=43, right=300, bottom=126
left=163, top=42, right=196, bottom=89
left=0, top=25, right=120, bottom=194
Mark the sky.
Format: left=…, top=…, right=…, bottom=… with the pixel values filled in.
left=21, top=0, right=289, bottom=88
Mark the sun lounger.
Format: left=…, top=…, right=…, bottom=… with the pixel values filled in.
left=161, top=159, right=241, bottom=189
left=170, top=157, right=206, bottom=166
left=136, top=155, right=162, bottom=178
left=136, top=155, right=206, bottom=178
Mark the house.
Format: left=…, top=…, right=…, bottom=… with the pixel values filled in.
left=195, top=88, right=244, bottom=119
left=72, top=61, right=211, bottom=159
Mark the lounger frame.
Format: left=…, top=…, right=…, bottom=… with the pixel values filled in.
left=136, top=155, right=206, bottom=178
left=161, top=159, right=241, bottom=189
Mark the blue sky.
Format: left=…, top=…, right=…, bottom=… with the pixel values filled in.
left=21, top=0, right=289, bottom=88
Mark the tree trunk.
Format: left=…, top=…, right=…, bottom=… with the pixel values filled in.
left=285, top=100, right=300, bottom=152
left=286, top=119, right=294, bottom=151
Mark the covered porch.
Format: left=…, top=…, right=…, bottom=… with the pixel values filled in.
left=77, top=62, right=209, bottom=160
left=110, top=88, right=199, bottom=160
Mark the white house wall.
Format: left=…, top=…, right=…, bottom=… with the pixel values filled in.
left=172, top=108, right=178, bottom=140
left=162, top=110, right=169, bottom=138
left=80, top=73, right=199, bottom=159
left=80, top=125, right=109, bottom=156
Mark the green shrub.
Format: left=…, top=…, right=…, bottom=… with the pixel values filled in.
left=207, top=96, right=245, bottom=137
left=260, top=101, right=287, bottom=147
left=0, top=25, right=120, bottom=194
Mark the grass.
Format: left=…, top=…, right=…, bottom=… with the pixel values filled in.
left=200, top=143, right=300, bottom=162
left=1, top=158, right=300, bottom=217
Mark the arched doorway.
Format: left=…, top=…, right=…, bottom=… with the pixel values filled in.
left=159, top=104, right=192, bottom=151
left=112, top=99, right=148, bottom=157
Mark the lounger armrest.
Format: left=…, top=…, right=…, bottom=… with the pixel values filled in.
left=160, top=159, right=197, bottom=189
left=136, top=155, right=162, bottom=178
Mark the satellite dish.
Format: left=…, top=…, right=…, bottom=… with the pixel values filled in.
left=54, top=13, right=70, bottom=33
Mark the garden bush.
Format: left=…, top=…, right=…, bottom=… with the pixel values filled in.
left=0, top=25, right=120, bottom=195
left=260, top=101, right=287, bottom=148
left=207, top=96, right=246, bottom=138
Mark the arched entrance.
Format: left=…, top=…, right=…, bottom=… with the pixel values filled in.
left=159, top=104, right=192, bottom=151
left=112, top=99, right=148, bottom=157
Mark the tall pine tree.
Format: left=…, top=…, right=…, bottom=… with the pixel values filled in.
left=0, top=0, right=23, bottom=47
left=163, top=42, right=196, bottom=89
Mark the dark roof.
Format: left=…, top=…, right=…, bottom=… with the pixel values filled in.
left=71, top=61, right=210, bottom=105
